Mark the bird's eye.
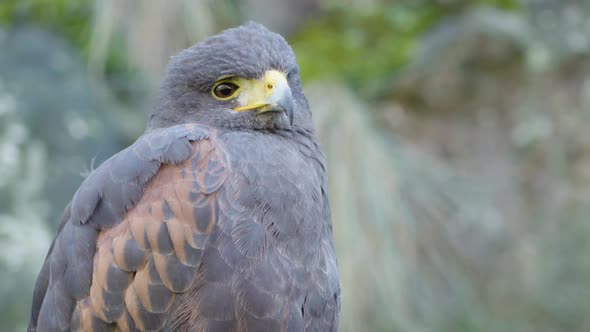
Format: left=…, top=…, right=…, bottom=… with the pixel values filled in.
left=212, top=81, right=240, bottom=100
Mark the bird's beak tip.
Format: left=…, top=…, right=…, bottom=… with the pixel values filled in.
left=273, top=93, right=295, bottom=126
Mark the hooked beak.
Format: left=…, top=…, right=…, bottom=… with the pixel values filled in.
left=234, top=70, right=294, bottom=125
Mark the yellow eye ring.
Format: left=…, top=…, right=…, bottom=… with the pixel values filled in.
left=212, top=80, right=240, bottom=100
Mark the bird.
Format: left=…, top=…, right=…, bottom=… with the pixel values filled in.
left=28, top=22, right=340, bottom=332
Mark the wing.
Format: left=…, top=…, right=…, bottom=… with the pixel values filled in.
left=29, top=203, right=71, bottom=331
left=28, top=123, right=227, bottom=331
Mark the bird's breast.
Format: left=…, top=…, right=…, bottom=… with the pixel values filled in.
left=219, top=131, right=329, bottom=261
left=169, top=130, right=339, bottom=331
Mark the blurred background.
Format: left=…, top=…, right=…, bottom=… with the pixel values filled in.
left=1, top=0, right=590, bottom=331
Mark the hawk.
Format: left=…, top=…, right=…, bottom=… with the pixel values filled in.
left=28, top=22, right=340, bottom=331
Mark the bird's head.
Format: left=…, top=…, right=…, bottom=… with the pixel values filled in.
left=148, top=22, right=312, bottom=132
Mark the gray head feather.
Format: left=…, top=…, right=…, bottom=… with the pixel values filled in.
left=148, top=22, right=312, bottom=132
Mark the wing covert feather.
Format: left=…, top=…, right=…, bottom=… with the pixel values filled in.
left=29, top=124, right=228, bottom=331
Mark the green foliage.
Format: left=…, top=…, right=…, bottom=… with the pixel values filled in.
left=292, top=7, right=432, bottom=98
left=0, top=0, right=131, bottom=86
left=291, top=1, right=520, bottom=98
left=0, top=0, right=91, bottom=52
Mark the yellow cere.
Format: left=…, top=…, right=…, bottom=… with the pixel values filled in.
left=224, top=70, right=288, bottom=112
